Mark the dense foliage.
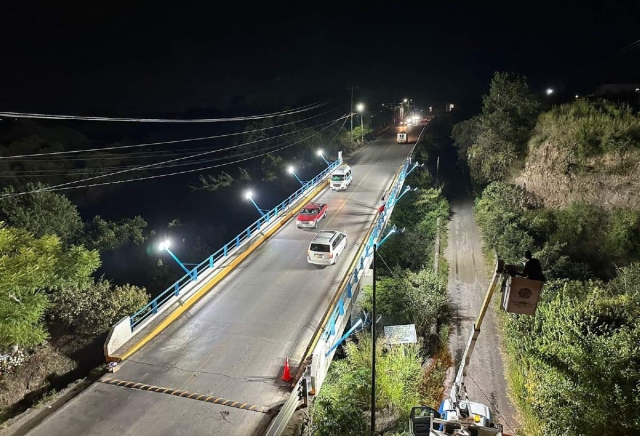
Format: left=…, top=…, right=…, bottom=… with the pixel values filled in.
left=530, top=99, right=640, bottom=159
left=475, top=181, right=640, bottom=278
left=50, top=279, right=149, bottom=335
left=310, top=335, right=423, bottom=436
left=0, top=226, right=100, bottom=348
left=504, top=268, right=640, bottom=436
left=453, top=72, right=540, bottom=185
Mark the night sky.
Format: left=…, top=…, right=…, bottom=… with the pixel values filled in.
left=1, top=1, right=639, bottom=114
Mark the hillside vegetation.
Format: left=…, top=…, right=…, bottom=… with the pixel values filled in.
left=452, top=72, right=640, bottom=436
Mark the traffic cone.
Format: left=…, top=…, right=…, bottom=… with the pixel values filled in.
left=281, top=357, right=292, bottom=382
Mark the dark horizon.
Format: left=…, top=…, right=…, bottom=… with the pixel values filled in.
left=1, top=1, right=639, bottom=116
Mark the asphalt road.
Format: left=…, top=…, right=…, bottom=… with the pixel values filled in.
left=23, top=128, right=415, bottom=436
left=446, top=193, right=520, bottom=432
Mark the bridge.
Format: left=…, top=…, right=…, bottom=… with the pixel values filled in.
left=22, top=127, right=422, bottom=436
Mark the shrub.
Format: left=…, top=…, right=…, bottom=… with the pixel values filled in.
left=50, top=279, right=149, bottom=335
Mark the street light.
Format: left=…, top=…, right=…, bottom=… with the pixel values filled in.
left=405, top=161, right=424, bottom=177
left=288, top=166, right=305, bottom=186
left=357, top=103, right=365, bottom=144
left=244, top=190, right=268, bottom=216
left=371, top=224, right=405, bottom=433
left=396, top=185, right=419, bottom=203
left=317, top=149, right=331, bottom=166
left=546, top=88, right=554, bottom=95
left=159, top=239, right=196, bottom=280
left=403, top=98, right=408, bottom=103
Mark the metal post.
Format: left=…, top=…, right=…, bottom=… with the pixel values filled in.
left=360, top=113, right=364, bottom=144
left=292, top=172, right=305, bottom=186
left=371, top=243, right=377, bottom=434
left=249, top=198, right=265, bottom=216
left=165, top=248, right=193, bottom=278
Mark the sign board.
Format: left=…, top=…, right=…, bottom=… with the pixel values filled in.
left=501, top=277, right=542, bottom=316
left=384, top=324, right=417, bottom=344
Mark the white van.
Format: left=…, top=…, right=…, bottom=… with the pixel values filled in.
left=397, top=132, right=408, bottom=143
left=307, top=230, right=348, bottom=266
left=330, top=164, right=352, bottom=191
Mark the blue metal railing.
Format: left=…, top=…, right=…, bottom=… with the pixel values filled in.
left=321, top=157, right=410, bottom=343
left=130, top=160, right=341, bottom=330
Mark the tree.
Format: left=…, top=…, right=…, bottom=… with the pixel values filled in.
left=83, top=215, right=147, bottom=251
left=0, top=183, right=84, bottom=244
left=0, top=225, right=100, bottom=349
left=261, top=154, right=284, bottom=182
left=465, top=72, right=541, bottom=184
left=50, top=278, right=149, bottom=335
left=451, top=116, right=481, bottom=164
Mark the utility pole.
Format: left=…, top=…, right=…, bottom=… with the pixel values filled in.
left=371, top=243, right=377, bottom=434
left=347, top=86, right=358, bottom=144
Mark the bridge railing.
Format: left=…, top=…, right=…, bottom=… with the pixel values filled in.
left=130, top=159, right=341, bottom=330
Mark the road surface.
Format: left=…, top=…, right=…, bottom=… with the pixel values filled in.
left=446, top=183, right=520, bottom=432
left=21, top=128, right=415, bottom=436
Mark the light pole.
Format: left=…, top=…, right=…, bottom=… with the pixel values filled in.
left=357, top=103, right=364, bottom=143
left=317, top=149, right=331, bottom=166
left=371, top=225, right=404, bottom=433
left=287, top=166, right=305, bottom=186
left=159, top=239, right=196, bottom=280
left=395, top=185, right=419, bottom=203
left=244, top=190, right=268, bottom=216
left=405, top=161, right=424, bottom=177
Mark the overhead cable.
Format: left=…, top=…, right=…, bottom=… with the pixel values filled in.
left=1, top=115, right=348, bottom=196
left=0, top=100, right=333, bottom=123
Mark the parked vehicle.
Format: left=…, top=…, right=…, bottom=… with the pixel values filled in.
left=296, top=203, right=328, bottom=229
left=397, top=132, right=408, bottom=143
left=307, top=230, right=347, bottom=266
left=330, top=164, right=352, bottom=191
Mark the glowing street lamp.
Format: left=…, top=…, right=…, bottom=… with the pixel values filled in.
left=403, top=98, right=408, bottom=103
left=288, top=166, right=305, bottom=186
left=244, top=190, right=267, bottom=216
left=546, top=88, right=554, bottom=95
left=357, top=103, right=365, bottom=143
left=317, top=149, right=331, bottom=166
left=159, top=239, right=196, bottom=280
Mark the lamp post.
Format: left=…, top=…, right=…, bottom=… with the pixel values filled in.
left=159, top=239, right=196, bottom=280
left=317, top=149, right=331, bottom=166
left=395, top=185, right=419, bottom=203
left=288, top=166, right=305, bottom=186
left=244, top=190, right=267, bottom=216
left=405, top=161, right=424, bottom=177
left=356, top=103, right=364, bottom=144
left=371, top=225, right=404, bottom=433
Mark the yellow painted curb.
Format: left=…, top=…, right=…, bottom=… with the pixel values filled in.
left=113, top=180, right=329, bottom=361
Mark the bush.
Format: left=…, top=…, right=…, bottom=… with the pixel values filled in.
left=530, top=99, right=640, bottom=159
left=503, top=268, right=640, bottom=436
left=361, top=268, right=447, bottom=338
left=50, top=279, right=149, bottom=335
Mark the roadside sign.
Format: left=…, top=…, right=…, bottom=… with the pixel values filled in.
left=384, top=324, right=417, bottom=344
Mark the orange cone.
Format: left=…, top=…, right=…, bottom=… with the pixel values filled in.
left=281, top=357, right=292, bottom=382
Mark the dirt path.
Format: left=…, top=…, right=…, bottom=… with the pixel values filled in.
left=445, top=195, right=520, bottom=432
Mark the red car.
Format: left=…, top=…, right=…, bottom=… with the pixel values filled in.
left=296, top=203, right=328, bottom=229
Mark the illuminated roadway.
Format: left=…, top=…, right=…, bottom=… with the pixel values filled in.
left=24, top=128, right=416, bottom=436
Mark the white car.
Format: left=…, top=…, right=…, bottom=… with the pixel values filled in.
left=307, top=230, right=347, bottom=266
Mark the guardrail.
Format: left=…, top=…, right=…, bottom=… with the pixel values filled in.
left=130, top=159, right=341, bottom=330
left=264, top=124, right=429, bottom=436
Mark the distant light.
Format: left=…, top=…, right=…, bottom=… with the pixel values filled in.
left=244, top=190, right=253, bottom=200
left=356, top=103, right=364, bottom=112
left=449, top=104, right=455, bottom=110
left=317, top=149, right=323, bottom=156
left=159, top=239, right=171, bottom=251
left=546, top=88, right=554, bottom=95
left=288, top=166, right=295, bottom=174
left=403, top=98, right=408, bottom=103
left=636, top=88, right=640, bottom=92
left=575, top=94, right=579, bottom=99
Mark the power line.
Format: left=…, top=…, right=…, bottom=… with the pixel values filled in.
left=0, top=107, right=340, bottom=160
left=1, top=114, right=349, bottom=196
left=0, top=100, right=333, bottom=123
